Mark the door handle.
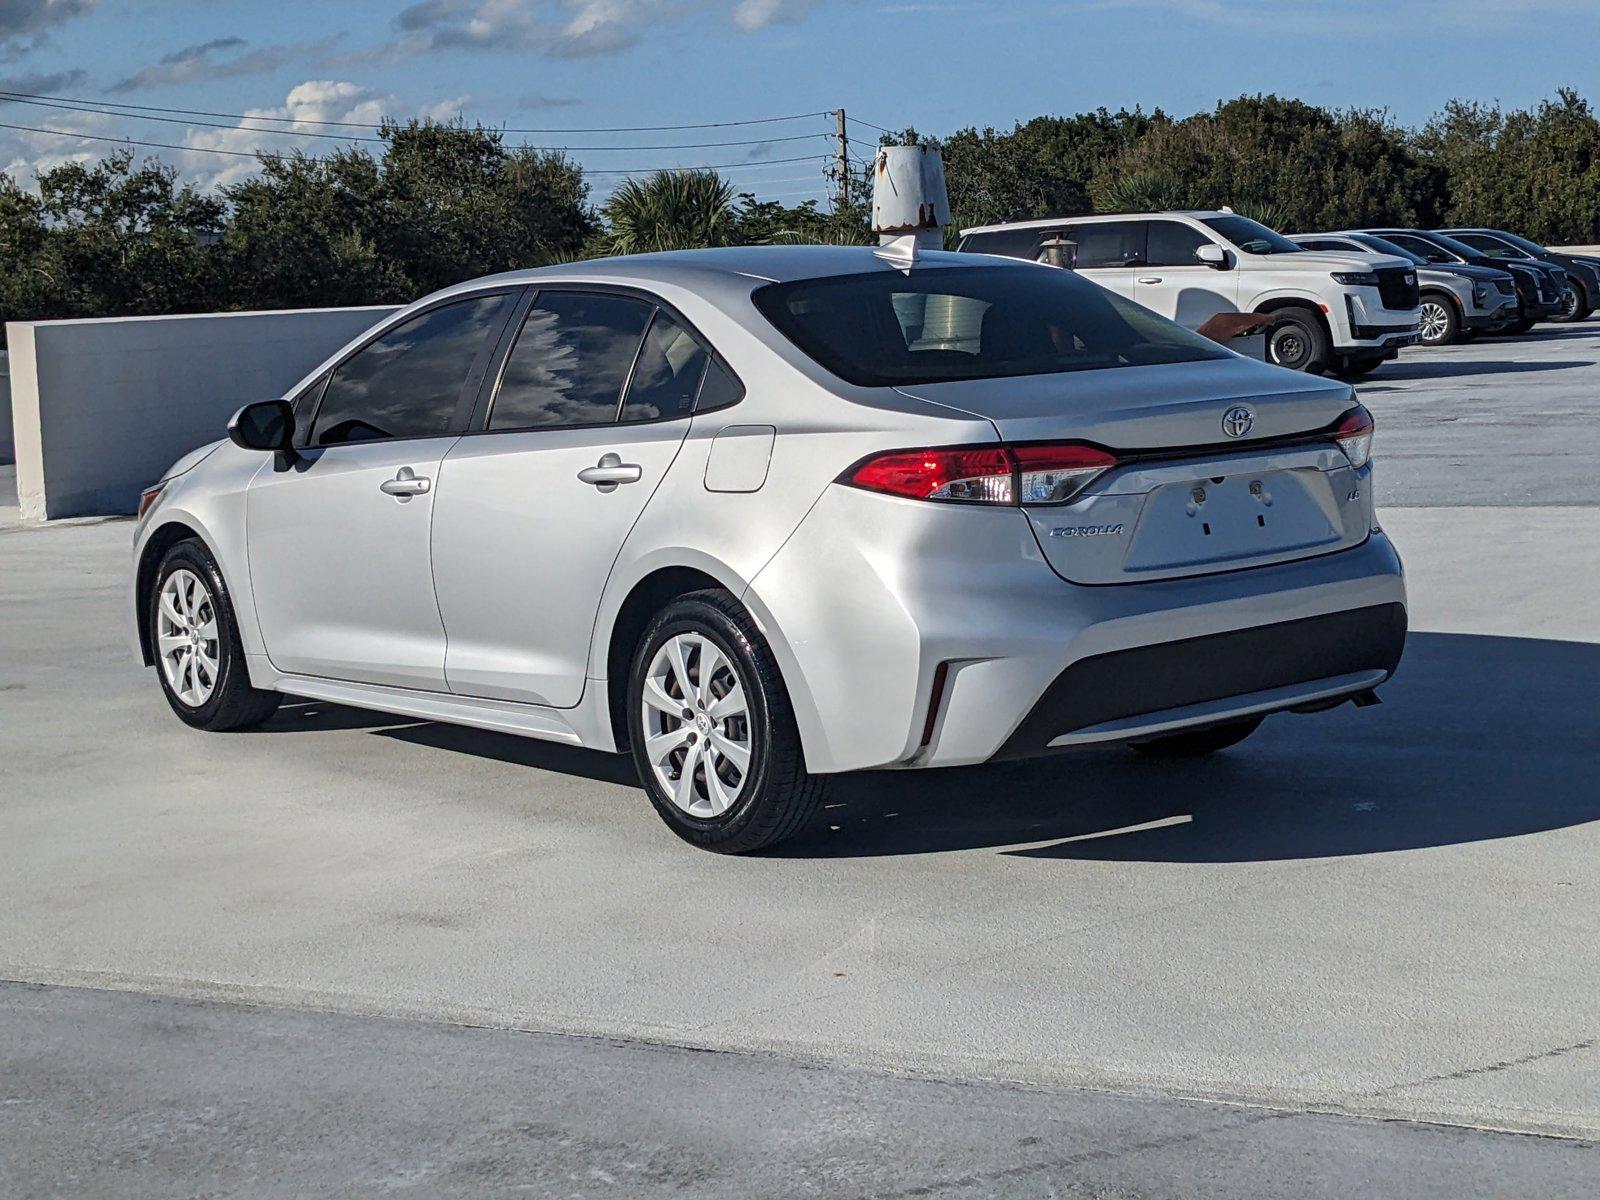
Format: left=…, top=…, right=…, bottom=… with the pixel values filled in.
left=1137, top=276, right=1163, bottom=284
left=380, top=466, right=431, bottom=500
left=577, top=453, right=643, bottom=493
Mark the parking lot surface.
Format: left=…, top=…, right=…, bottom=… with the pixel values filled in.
left=3, top=327, right=1599, bottom=1192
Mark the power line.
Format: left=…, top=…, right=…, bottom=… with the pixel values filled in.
left=0, top=89, right=832, bottom=134
left=0, top=93, right=832, bottom=151
left=0, top=117, right=830, bottom=176
left=844, top=114, right=898, bottom=135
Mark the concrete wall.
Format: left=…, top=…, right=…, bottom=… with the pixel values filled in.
left=6, top=307, right=398, bottom=521
left=1, top=350, right=12, bottom=466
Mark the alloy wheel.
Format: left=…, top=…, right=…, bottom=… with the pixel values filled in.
left=1560, top=288, right=1580, bottom=321
left=1419, top=301, right=1450, bottom=344
left=157, top=568, right=220, bottom=708
left=640, top=632, right=752, bottom=818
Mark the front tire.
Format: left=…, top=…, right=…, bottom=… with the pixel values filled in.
left=150, top=539, right=281, bottom=731
left=1418, top=294, right=1461, bottom=346
left=1556, top=283, right=1592, bottom=323
left=1266, top=308, right=1332, bottom=374
left=627, top=591, right=826, bottom=853
left=1130, top=716, right=1263, bottom=759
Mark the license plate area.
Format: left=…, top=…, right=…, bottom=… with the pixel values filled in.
left=1123, top=468, right=1344, bottom=573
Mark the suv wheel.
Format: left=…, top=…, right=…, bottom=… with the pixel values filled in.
left=627, top=591, right=826, bottom=853
left=1130, top=716, right=1263, bottom=759
left=1266, top=309, right=1332, bottom=374
left=151, top=539, right=281, bottom=731
left=1418, top=295, right=1460, bottom=345
left=1333, top=353, right=1386, bottom=381
left=1557, top=283, right=1592, bottom=323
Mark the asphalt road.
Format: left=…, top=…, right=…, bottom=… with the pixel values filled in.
left=2, top=326, right=1599, bottom=1196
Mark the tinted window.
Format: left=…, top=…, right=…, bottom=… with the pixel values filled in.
left=621, top=310, right=710, bottom=423
left=1382, top=232, right=1456, bottom=263
left=1199, top=215, right=1301, bottom=255
left=1066, top=221, right=1146, bottom=268
left=696, top=358, right=743, bottom=412
left=753, top=264, right=1229, bottom=388
left=311, top=296, right=507, bottom=446
left=959, top=227, right=1048, bottom=261
left=1146, top=220, right=1213, bottom=266
left=490, top=291, right=653, bottom=430
left=1294, top=237, right=1360, bottom=253
left=1351, top=234, right=1428, bottom=265
left=1450, top=232, right=1525, bottom=259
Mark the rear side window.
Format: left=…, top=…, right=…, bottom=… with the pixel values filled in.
left=620, top=310, right=710, bottom=423
left=1065, top=221, right=1146, bottom=268
left=490, top=291, right=653, bottom=430
left=696, top=358, right=743, bottom=412
left=311, top=295, right=508, bottom=446
left=753, top=263, right=1229, bottom=387
left=959, top=227, right=1048, bottom=261
left=1146, top=221, right=1212, bottom=266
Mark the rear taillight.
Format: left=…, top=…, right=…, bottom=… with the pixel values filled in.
left=1333, top=405, right=1374, bottom=469
left=137, top=483, right=165, bottom=519
left=841, top=443, right=1117, bottom=506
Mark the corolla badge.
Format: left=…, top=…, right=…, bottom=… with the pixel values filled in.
left=1221, top=405, right=1255, bottom=438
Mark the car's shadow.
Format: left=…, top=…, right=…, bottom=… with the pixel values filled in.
left=259, top=632, right=1600, bottom=863
left=1365, top=358, right=1594, bottom=384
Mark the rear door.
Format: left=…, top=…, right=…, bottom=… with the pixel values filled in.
left=1135, top=218, right=1239, bottom=328
left=430, top=288, right=736, bottom=707
left=1063, top=220, right=1146, bottom=302
left=246, top=292, right=514, bottom=690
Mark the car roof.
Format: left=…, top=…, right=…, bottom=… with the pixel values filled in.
left=960, top=211, right=1231, bottom=236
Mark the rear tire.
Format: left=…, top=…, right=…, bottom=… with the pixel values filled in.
left=1265, top=308, right=1332, bottom=374
left=627, top=590, right=826, bottom=853
left=1130, top=716, right=1264, bottom=759
left=150, top=539, right=281, bottom=731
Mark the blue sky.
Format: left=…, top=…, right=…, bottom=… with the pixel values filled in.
left=1, top=0, right=1596, bottom=205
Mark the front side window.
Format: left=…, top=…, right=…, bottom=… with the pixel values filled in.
left=1451, top=232, right=1526, bottom=259
left=1383, top=232, right=1456, bottom=263
left=1351, top=234, right=1428, bottom=265
left=311, top=295, right=508, bottom=446
left=489, top=292, right=654, bottom=430
left=1295, top=237, right=1360, bottom=253
left=620, top=310, right=711, bottom=423
left=1146, top=220, right=1217, bottom=266
left=753, top=263, right=1230, bottom=388
left=1199, top=215, right=1301, bottom=256
left=1065, top=221, right=1146, bottom=268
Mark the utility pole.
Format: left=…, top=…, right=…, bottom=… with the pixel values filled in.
left=834, top=108, right=849, bottom=214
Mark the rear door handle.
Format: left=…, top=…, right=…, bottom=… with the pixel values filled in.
left=577, top=453, right=643, bottom=492
left=1137, top=276, right=1163, bottom=284
left=380, top=466, right=431, bottom=499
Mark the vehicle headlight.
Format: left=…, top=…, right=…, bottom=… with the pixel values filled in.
left=1473, top=282, right=1491, bottom=305
left=1332, top=271, right=1380, bottom=287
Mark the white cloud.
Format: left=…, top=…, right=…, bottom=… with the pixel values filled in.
left=732, top=0, right=810, bottom=30
left=174, top=80, right=389, bottom=189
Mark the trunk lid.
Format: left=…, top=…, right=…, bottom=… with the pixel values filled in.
left=895, top=357, right=1371, bottom=585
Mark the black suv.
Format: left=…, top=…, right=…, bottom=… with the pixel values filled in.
left=1438, top=228, right=1598, bottom=323
left=1364, top=229, right=1568, bottom=333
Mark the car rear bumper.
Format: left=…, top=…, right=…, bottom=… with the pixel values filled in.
left=747, top=485, right=1407, bottom=774
left=990, top=602, right=1405, bottom=759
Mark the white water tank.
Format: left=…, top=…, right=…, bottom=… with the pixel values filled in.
left=872, top=144, right=951, bottom=251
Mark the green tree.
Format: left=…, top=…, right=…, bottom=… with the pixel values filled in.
left=600, top=169, right=739, bottom=254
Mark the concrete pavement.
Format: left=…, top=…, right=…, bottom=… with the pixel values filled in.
left=2, top=328, right=1599, bottom=1193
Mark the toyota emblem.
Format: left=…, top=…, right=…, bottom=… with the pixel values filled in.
left=1221, top=405, right=1255, bottom=438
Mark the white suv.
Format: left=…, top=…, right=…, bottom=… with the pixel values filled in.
left=959, top=210, right=1422, bottom=379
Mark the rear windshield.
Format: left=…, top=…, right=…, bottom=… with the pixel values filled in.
left=751, top=264, right=1229, bottom=387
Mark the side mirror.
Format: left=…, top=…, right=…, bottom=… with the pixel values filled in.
left=228, top=399, right=297, bottom=460
left=1196, top=243, right=1229, bottom=269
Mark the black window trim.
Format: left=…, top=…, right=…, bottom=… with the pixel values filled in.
left=1064, top=219, right=1150, bottom=269
left=466, top=281, right=745, bottom=438
left=296, top=286, right=522, bottom=450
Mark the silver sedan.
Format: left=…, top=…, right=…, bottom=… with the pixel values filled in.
left=131, top=246, right=1406, bottom=852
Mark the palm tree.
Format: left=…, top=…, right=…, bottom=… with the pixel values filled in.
left=601, top=169, right=738, bottom=255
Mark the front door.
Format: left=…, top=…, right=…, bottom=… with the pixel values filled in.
left=246, top=292, right=513, bottom=691
left=1135, top=219, right=1240, bottom=329
left=431, top=290, right=728, bottom=707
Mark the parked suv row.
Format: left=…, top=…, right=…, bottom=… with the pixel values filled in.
left=1439, top=228, right=1599, bottom=324
left=959, top=210, right=1421, bottom=379
left=1363, top=229, right=1571, bottom=334
left=1289, top=231, right=1520, bottom=346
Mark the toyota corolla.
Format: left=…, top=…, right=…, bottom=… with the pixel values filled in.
left=131, top=246, right=1406, bottom=852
